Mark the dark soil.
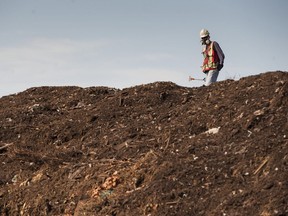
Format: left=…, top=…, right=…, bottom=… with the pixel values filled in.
left=0, top=71, right=287, bottom=216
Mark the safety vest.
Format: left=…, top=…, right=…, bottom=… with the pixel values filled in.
left=202, top=42, right=219, bottom=72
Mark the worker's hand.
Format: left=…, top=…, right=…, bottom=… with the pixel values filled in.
left=217, top=64, right=223, bottom=71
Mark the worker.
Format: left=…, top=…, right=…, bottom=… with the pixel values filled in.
left=200, top=29, right=225, bottom=86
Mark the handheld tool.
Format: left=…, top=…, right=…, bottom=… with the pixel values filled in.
left=188, top=76, right=205, bottom=82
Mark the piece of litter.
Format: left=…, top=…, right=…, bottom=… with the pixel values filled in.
left=205, top=127, right=220, bottom=134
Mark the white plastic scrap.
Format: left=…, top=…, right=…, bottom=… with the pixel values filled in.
left=205, top=127, right=220, bottom=135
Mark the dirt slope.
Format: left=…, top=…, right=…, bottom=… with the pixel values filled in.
left=0, top=71, right=287, bottom=216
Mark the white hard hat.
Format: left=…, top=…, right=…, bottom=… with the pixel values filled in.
left=200, top=29, right=210, bottom=38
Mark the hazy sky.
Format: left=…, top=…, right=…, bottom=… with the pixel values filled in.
left=0, top=0, right=287, bottom=97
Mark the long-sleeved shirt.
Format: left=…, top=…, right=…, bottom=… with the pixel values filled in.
left=213, top=41, right=225, bottom=65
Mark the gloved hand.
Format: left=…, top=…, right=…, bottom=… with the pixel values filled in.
left=217, top=64, right=223, bottom=71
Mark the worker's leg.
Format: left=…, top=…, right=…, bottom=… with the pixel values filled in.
left=205, top=69, right=219, bottom=86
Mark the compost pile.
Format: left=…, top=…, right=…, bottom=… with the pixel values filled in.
left=0, top=71, right=287, bottom=216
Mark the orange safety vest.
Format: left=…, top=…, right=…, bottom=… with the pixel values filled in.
left=202, top=42, right=219, bottom=72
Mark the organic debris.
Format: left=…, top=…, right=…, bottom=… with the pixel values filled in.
left=0, top=71, right=287, bottom=215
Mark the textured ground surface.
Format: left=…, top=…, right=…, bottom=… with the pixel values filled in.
left=0, top=71, right=287, bottom=216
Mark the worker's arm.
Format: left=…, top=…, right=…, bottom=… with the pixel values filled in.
left=213, top=41, right=225, bottom=65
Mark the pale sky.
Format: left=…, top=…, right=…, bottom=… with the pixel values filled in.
left=0, top=0, right=287, bottom=97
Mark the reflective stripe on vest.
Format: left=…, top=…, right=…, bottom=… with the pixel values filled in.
left=202, top=42, right=219, bottom=72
